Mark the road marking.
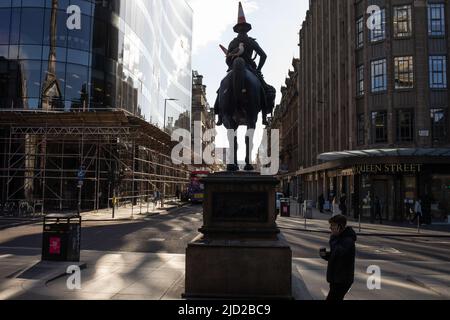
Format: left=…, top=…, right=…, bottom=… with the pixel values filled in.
left=414, top=240, right=450, bottom=244
left=147, top=238, right=165, bottom=242
left=374, top=247, right=402, bottom=254
left=0, top=254, right=12, bottom=259
left=0, top=246, right=40, bottom=251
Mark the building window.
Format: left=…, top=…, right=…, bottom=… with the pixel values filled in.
left=393, top=5, right=412, bottom=38
left=357, top=65, right=364, bottom=96
left=357, top=114, right=365, bottom=145
left=356, top=17, right=364, bottom=48
left=428, top=4, right=445, bottom=36
left=429, top=56, right=447, bottom=89
left=431, top=109, right=447, bottom=142
left=370, top=9, right=386, bottom=42
left=397, top=110, right=414, bottom=142
left=394, top=56, right=414, bottom=89
left=371, top=59, right=387, bottom=92
left=372, top=111, right=388, bottom=143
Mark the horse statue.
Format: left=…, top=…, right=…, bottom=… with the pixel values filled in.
left=214, top=2, right=276, bottom=172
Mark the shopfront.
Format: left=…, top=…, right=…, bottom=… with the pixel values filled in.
left=353, top=163, right=424, bottom=221
left=298, top=149, right=450, bottom=222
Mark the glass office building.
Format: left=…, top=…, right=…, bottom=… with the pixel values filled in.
left=0, top=0, right=193, bottom=131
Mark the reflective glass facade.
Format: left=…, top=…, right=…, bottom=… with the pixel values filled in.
left=0, top=0, right=193, bottom=131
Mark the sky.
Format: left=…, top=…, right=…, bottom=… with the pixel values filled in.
left=186, top=0, right=309, bottom=161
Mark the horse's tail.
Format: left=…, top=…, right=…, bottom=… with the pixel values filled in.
left=232, top=57, right=246, bottom=102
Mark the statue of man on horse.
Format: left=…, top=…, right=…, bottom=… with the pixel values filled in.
left=214, top=2, right=276, bottom=172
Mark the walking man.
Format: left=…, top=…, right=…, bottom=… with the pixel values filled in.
left=374, top=196, right=383, bottom=224
left=320, top=214, right=357, bottom=300
left=318, top=194, right=325, bottom=213
left=410, top=198, right=422, bottom=224
left=339, top=193, right=347, bottom=216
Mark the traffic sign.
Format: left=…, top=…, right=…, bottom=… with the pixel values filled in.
left=78, top=167, right=86, bottom=181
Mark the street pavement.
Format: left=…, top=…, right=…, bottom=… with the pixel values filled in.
left=0, top=248, right=185, bottom=300
left=284, top=207, right=450, bottom=299
left=0, top=204, right=449, bottom=300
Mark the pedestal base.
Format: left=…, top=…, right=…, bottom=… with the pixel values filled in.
left=183, top=172, right=292, bottom=299
left=184, top=236, right=292, bottom=299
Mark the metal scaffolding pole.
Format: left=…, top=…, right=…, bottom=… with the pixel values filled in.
left=95, top=140, right=100, bottom=213
left=5, top=129, right=12, bottom=207
left=59, top=139, right=65, bottom=211
left=41, top=129, right=47, bottom=215
left=131, top=141, right=135, bottom=218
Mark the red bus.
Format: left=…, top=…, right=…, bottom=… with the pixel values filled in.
left=187, top=171, right=209, bottom=203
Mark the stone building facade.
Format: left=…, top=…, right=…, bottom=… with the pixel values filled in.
left=293, top=0, right=450, bottom=221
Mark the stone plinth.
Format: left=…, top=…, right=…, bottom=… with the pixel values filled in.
left=184, top=172, right=292, bottom=299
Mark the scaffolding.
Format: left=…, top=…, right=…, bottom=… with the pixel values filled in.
left=0, top=110, right=190, bottom=217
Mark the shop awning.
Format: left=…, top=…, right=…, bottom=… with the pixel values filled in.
left=318, top=148, right=450, bottom=162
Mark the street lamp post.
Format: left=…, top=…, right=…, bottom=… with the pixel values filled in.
left=164, top=98, right=179, bottom=132
left=162, top=98, right=178, bottom=208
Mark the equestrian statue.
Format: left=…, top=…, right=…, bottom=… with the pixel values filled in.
left=214, top=2, right=276, bottom=172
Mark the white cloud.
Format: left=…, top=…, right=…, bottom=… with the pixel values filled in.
left=187, top=0, right=258, bottom=54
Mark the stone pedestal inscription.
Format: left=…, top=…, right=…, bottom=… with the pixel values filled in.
left=212, top=192, right=268, bottom=222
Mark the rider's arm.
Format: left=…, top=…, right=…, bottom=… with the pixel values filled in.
left=226, top=56, right=233, bottom=69
left=251, top=39, right=267, bottom=72
left=226, top=40, right=237, bottom=69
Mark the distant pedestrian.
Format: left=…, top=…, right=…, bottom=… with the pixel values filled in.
left=339, top=193, right=347, bottom=216
left=421, top=195, right=432, bottom=225
left=373, top=196, right=383, bottom=224
left=351, top=193, right=359, bottom=219
left=410, top=198, right=422, bottom=224
left=153, top=190, right=160, bottom=208
left=319, top=214, right=357, bottom=300
left=332, top=196, right=341, bottom=216
left=318, top=194, right=325, bottom=213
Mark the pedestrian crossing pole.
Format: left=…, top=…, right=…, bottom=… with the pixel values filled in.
left=304, top=202, right=307, bottom=230
left=359, top=213, right=361, bottom=232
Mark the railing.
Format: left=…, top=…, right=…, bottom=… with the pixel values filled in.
left=0, top=200, right=43, bottom=218
left=107, top=194, right=181, bottom=218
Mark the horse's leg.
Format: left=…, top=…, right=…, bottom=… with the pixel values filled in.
left=244, top=74, right=260, bottom=172
left=226, top=128, right=239, bottom=172
left=234, top=134, right=238, bottom=168
left=244, top=125, right=255, bottom=171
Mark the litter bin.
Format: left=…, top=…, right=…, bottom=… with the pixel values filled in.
left=280, top=198, right=291, bottom=217
left=303, top=200, right=314, bottom=219
left=42, top=214, right=81, bottom=262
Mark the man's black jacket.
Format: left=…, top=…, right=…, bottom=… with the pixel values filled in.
left=321, top=226, right=357, bottom=284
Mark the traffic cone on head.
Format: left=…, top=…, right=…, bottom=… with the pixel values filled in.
left=233, top=2, right=252, bottom=33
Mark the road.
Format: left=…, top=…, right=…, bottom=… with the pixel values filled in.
left=0, top=204, right=449, bottom=299
left=0, top=204, right=449, bottom=260
left=0, top=205, right=203, bottom=254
